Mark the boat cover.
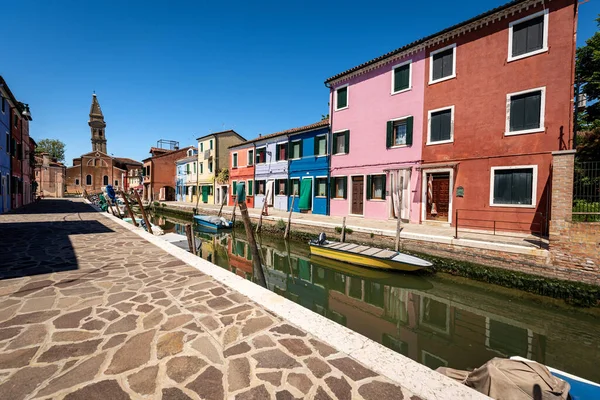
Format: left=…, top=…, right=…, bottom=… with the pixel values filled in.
left=195, top=215, right=231, bottom=227
left=437, top=358, right=570, bottom=400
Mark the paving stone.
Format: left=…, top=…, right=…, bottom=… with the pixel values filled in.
left=166, top=356, right=207, bottom=383
left=186, top=366, right=224, bottom=400
left=97, top=310, right=120, bottom=321
left=309, top=338, right=337, bottom=357
left=52, top=307, right=92, bottom=329
left=329, top=357, right=378, bottom=381
left=183, top=322, right=204, bottom=333
left=105, top=314, right=138, bottom=334
left=52, top=330, right=99, bottom=342
left=314, top=386, right=334, bottom=400
left=128, top=365, right=158, bottom=395
left=106, top=330, right=154, bottom=374
left=165, top=305, right=180, bottom=315
left=114, top=302, right=135, bottom=312
left=252, top=334, right=276, bottom=349
left=224, top=342, right=252, bottom=357
left=236, top=384, right=271, bottom=400
left=0, top=310, right=60, bottom=328
left=305, top=357, right=332, bottom=378
left=210, top=287, right=227, bottom=296
left=0, top=327, right=22, bottom=341
left=220, top=304, right=253, bottom=316
left=142, top=309, right=164, bottom=329
left=162, top=387, right=194, bottom=400
left=64, top=379, right=130, bottom=400
left=191, top=336, right=223, bottom=364
left=81, top=319, right=106, bottom=331
left=275, top=390, right=302, bottom=400
left=106, top=291, right=137, bottom=306
left=161, top=314, right=193, bottom=331
left=241, top=316, right=274, bottom=337
left=130, top=294, right=148, bottom=303
left=157, top=331, right=185, bottom=359
left=206, top=296, right=234, bottom=310
left=6, top=324, right=47, bottom=349
left=228, top=357, right=251, bottom=391
left=325, top=376, right=352, bottom=400
left=20, top=296, right=55, bottom=312
left=102, top=334, right=127, bottom=350
left=223, top=325, right=240, bottom=345
left=358, top=381, right=405, bottom=400
left=0, top=364, right=58, bottom=400
left=200, top=315, right=220, bottom=331
left=0, top=346, right=39, bottom=369
left=136, top=304, right=153, bottom=313
left=36, top=353, right=107, bottom=397
left=252, top=348, right=301, bottom=369
left=256, top=371, right=282, bottom=386
left=287, top=372, right=313, bottom=394
left=279, top=338, right=312, bottom=357
left=270, top=323, right=306, bottom=337
left=39, top=339, right=102, bottom=362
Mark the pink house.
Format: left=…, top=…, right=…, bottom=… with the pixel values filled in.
left=326, top=50, right=425, bottom=222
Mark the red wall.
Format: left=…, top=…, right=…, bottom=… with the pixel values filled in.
left=229, top=145, right=255, bottom=208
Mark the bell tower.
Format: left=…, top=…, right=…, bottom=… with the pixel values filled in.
left=89, top=93, right=107, bottom=153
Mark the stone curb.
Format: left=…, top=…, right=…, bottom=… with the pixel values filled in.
left=87, top=201, right=489, bottom=400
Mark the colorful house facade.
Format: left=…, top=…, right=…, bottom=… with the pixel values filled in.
left=0, top=81, right=12, bottom=213
left=326, top=50, right=425, bottom=222
left=253, top=131, right=290, bottom=212
left=142, top=146, right=193, bottom=201
left=175, top=148, right=198, bottom=203
left=287, top=120, right=330, bottom=215
left=229, top=141, right=255, bottom=208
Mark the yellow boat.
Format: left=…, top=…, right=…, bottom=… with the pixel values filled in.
left=308, top=234, right=432, bottom=272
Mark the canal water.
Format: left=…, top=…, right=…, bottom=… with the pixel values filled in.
left=151, top=214, right=600, bottom=383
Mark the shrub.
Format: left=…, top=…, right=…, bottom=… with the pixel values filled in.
left=153, top=201, right=160, bottom=207
left=161, top=203, right=167, bottom=207
left=276, top=219, right=286, bottom=231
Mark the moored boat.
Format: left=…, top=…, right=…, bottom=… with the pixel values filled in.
left=308, top=233, right=432, bottom=272
left=193, top=215, right=233, bottom=230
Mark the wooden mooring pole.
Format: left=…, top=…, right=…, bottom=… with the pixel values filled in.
left=185, top=224, right=197, bottom=255
left=394, top=176, right=404, bottom=252
left=238, top=200, right=266, bottom=288
left=256, top=188, right=270, bottom=234
left=231, top=200, right=237, bottom=225
left=133, top=190, right=153, bottom=235
left=120, top=191, right=138, bottom=227
left=341, top=217, right=346, bottom=243
left=283, top=192, right=296, bottom=240
left=218, top=194, right=226, bottom=217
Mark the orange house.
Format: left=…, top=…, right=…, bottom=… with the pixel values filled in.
left=229, top=142, right=255, bottom=208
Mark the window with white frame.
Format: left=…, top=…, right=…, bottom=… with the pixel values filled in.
left=506, top=88, right=545, bottom=134
left=428, top=106, right=454, bottom=144
left=335, top=85, right=348, bottom=110
left=392, top=61, right=411, bottom=93
left=429, top=44, right=456, bottom=84
left=508, top=10, right=548, bottom=61
left=386, top=117, right=414, bottom=147
left=491, top=166, right=536, bottom=207
left=332, top=131, right=349, bottom=155
left=315, top=178, right=327, bottom=197
left=315, top=135, right=327, bottom=156
left=367, top=175, right=386, bottom=200
left=256, top=147, right=267, bottom=164
left=276, top=142, right=288, bottom=161
left=256, top=180, right=266, bottom=195
left=290, top=178, right=300, bottom=196
left=290, top=141, right=302, bottom=159
left=232, top=153, right=238, bottom=168
left=333, top=177, right=346, bottom=199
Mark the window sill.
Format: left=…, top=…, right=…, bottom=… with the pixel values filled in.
left=428, top=74, right=456, bottom=85
left=490, top=203, right=536, bottom=208
left=504, top=128, right=545, bottom=136
left=331, top=198, right=346, bottom=201
left=391, top=87, right=412, bottom=96
left=335, top=106, right=349, bottom=112
left=315, top=196, right=327, bottom=198
left=507, top=48, right=548, bottom=63
left=315, top=155, right=328, bottom=158
left=426, top=139, right=454, bottom=146
left=332, top=153, right=348, bottom=156
left=368, top=199, right=386, bottom=202
left=388, top=144, right=409, bottom=149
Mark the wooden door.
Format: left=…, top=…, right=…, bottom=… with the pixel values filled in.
left=351, top=176, right=364, bottom=215
left=426, top=173, right=450, bottom=221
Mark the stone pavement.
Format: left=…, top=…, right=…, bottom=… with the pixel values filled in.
left=0, top=199, right=422, bottom=400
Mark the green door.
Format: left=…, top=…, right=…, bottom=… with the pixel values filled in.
left=299, top=179, right=312, bottom=211
left=202, top=186, right=209, bottom=203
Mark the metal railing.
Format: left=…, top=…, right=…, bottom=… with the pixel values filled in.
left=454, top=209, right=547, bottom=248
left=573, top=161, right=600, bottom=222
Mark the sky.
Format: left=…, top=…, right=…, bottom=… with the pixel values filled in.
left=2, top=0, right=599, bottom=166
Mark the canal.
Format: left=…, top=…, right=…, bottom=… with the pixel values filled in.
left=151, top=214, right=600, bottom=383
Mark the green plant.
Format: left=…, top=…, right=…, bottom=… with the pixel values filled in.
left=276, top=219, right=286, bottom=231
left=334, top=226, right=353, bottom=234
left=161, top=203, right=167, bottom=207
left=153, top=201, right=160, bottom=207
left=370, top=232, right=374, bottom=239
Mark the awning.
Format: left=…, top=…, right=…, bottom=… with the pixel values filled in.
left=417, top=161, right=459, bottom=170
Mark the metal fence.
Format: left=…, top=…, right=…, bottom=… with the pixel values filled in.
left=573, top=161, right=600, bottom=222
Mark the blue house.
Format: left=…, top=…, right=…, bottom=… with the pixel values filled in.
left=287, top=120, right=330, bottom=215
left=0, top=78, right=14, bottom=214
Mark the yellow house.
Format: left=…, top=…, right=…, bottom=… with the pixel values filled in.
left=196, top=130, right=246, bottom=205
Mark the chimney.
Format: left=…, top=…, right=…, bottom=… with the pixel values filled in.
left=42, top=152, right=50, bottom=167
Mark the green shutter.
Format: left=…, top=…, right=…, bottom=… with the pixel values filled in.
left=332, top=134, right=338, bottom=155
left=276, top=145, right=280, bottom=161
left=233, top=181, right=237, bottom=194
left=283, top=180, right=288, bottom=196
left=342, top=177, right=347, bottom=199
left=406, top=116, right=413, bottom=146
left=330, top=178, right=336, bottom=198
left=274, top=179, right=279, bottom=195
left=382, top=175, right=387, bottom=200
left=386, top=121, right=393, bottom=148
left=366, top=175, right=372, bottom=200
left=344, top=131, right=350, bottom=154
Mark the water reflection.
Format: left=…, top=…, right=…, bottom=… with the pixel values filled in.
left=151, top=215, right=600, bottom=383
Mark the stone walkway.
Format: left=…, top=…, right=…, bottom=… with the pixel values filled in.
left=0, top=199, right=421, bottom=400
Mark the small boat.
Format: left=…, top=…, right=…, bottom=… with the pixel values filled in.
left=308, top=233, right=432, bottom=272
left=510, top=357, right=600, bottom=400
left=193, top=215, right=233, bottom=230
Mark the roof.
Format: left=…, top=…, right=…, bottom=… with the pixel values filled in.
left=113, top=157, right=143, bottom=166
left=231, top=120, right=329, bottom=148
left=325, top=0, right=534, bottom=83
left=89, top=94, right=103, bottom=118
left=0, top=75, right=25, bottom=113
left=143, top=146, right=194, bottom=162
left=196, top=129, right=246, bottom=142
left=175, top=155, right=198, bottom=164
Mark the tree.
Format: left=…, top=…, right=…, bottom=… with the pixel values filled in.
left=576, top=15, right=600, bottom=131
left=35, top=139, right=65, bottom=162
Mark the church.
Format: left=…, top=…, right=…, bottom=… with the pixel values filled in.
left=65, top=94, right=142, bottom=194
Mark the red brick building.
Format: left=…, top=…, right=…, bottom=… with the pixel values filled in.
left=143, top=146, right=193, bottom=201
left=420, top=0, right=577, bottom=234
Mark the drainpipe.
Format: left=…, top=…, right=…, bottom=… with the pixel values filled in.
left=324, top=82, right=334, bottom=216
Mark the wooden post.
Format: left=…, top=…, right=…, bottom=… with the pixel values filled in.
left=256, top=188, right=269, bottom=234
left=133, top=189, right=153, bottom=235
left=218, top=193, right=226, bottom=217
left=239, top=201, right=267, bottom=288
left=185, top=224, right=196, bottom=255
left=341, top=217, right=346, bottom=243
left=120, top=191, right=138, bottom=227
left=83, top=189, right=89, bottom=200
left=231, top=200, right=237, bottom=225
left=395, top=176, right=404, bottom=252
left=283, top=192, right=296, bottom=240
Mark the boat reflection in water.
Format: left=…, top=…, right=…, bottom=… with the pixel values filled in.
left=150, top=215, right=600, bottom=384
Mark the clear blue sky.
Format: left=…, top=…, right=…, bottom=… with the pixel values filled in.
left=2, top=0, right=599, bottom=165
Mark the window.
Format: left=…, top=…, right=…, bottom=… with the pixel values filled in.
left=13, top=114, right=18, bottom=127
left=146, top=166, right=150, bottom=176
left=275, top=179, right=287, bottom=195
left=429, top=44, right=456, bottom=84
left=86, top=175, right=92, bottom=185
left=200, top=143, right=204, bottom=152
left=248, top=149, right=254, bottom=166
left=290, top=178, right=300, bottom=196
left=256, top=147, right=267, bottom=164
left=315, top=135, right=327, bottom=156
left=75, top=179, right=80, bottom=186
left=186, top=163, right=190, bottom=174
left=208, top=162, right=213, bottom=173
left=428, top=107, right=454, bottom=144
left=103, top=175, right=109, bottom=185
left=290, top=141, right=302, bottom=159
left=210, top=140, right=213, bottom=150
left=509, top=10, right=548, bottom=61
left=5, top=132, right=8, bottom=152
left=367, top=175, right=386, bottom=200
left=276, top=143, right=288, bottom=161
left=257, top=180, right=266, bottom=195
left=332, top=131, right=349, bottom=155
left=115, top=180, right=119, bottom=187
left=332, top=177, right=347, bottom=199
left=99, top=130, right=103, bottom=137
left=506, top=88, right=545, bottom=135
left=316, top=178, right=327, bottom=197
left=491, top=166, right=536, bottom=207
left=1, top=97, right=5, bottom=113
left=193, top=162, right=196, bottom=174
left=392, top=61, right=411, bottom=93
left=335, top=85, right=348, bottom=110
left=232, top=153, right=238, bottom=168
left=232, top=181, right=237, bottom=195
left=386, top=117, right=413, bottom=148
left=200, top=163, right=204, bottom=174
left=247, top=180, right=253, bottom=196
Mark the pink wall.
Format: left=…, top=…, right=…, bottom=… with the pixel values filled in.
left=329, top=50, right=425, bottom=222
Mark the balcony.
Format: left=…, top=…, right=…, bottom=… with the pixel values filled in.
left=201, top=149, right=214, bottom=160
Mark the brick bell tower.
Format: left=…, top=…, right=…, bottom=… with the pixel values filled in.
left=89, top=93, right=107, bottom=153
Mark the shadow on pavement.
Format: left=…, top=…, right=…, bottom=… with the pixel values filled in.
left=9, top=199, right=96, bottom=214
